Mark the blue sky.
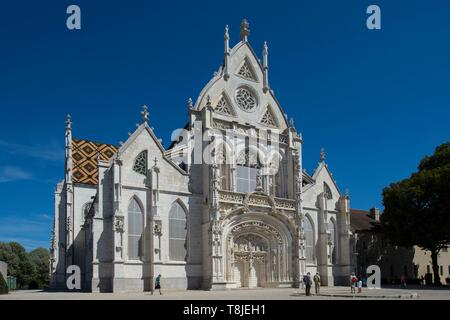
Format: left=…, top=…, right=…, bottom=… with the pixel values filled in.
left=0, top=1, right=449, bottom=250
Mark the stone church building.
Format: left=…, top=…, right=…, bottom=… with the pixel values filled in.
left=50, top=20, right=352, bottom=292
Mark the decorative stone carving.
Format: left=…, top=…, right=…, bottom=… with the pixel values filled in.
left=260, top=108, right=277, bottom=127
left=114, top=215, right=124, bottom=233
left=214, top=96, right=234, bottom=116
left=213, top=119, right=232, bottom=130
left=154, top=220, right=162, bottom=236
left=237, top=59, right=257, bottom=81
left=235, top=87, right=257, bottom=112
left=66, top=216, right=71, bottom=231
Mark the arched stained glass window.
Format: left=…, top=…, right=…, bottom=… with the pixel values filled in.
left=169, top=201, right=187, bottom=261
left=304, top=216, right=315, bottom=264
left=128, top=198, right=143, bottom=260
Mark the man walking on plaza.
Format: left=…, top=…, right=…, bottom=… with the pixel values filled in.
left=303, top=272, right=312, bottom=296
left=313, top=272, right=321, bottom=295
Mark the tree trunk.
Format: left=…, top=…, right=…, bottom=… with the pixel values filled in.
left=430, top=250, right=440, bottom=286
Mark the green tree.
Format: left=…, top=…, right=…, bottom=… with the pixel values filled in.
left=29, top=248, right=50, bottom=288
left=381, top=142, right=450, bottom=285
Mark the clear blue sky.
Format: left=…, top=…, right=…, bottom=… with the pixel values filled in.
left=0, top=1, right=449, bottom=250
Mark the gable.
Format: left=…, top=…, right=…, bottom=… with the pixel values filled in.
left=194, top=41, right=288, bottom=131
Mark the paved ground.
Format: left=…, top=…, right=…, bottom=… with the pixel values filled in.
left=1, top=286, right=449, bottom=300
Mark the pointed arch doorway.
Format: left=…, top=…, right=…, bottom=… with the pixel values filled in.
left=233, top=234, right=268, bottom=288
left=225, top=218, right=292, bottom=288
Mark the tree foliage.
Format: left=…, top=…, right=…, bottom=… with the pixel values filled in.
left=0, top=272, right=8, bottom=294
left=0, top=242, right=49, bottom=289
left=381, top=142, right=450, bottom=285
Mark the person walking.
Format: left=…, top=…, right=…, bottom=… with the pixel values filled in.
left=357, top=277, right=363, bottom=293
left=313, top=272, right=321, bottom=295
left=303, top=272, right=312, bottom=296
left=350, top=273, right=358, bottom=294
left=152, top=274, right=162, bottom=295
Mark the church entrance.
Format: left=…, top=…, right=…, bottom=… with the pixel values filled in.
left=224, top=218, right=293, bottom=288
left=232, top=234, right=269, bottom=288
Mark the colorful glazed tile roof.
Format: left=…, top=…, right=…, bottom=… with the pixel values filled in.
left=72, top=139, right=117, bottom=185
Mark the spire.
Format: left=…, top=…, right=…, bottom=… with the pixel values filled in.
left=224, top=25, right=230, bottom=81
left=65, top=114, right=73, bottom=184
left=263, top=41, right=269, bottom=92
left=224, top=25, right=230, bottom=53
left=141, top=105, right=149, bottom=124
left=240, top=19, right=250, bottom=42
left=187, top=97, right=193, bottom=109
left=320, top=148, right=326, bottom=163
left=65, top=114, right=72, bottom=131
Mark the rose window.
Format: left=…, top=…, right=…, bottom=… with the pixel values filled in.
left=235, top=88, right=257, bottom=111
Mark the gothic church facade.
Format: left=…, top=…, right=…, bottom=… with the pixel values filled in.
left=50, top=20, right=352, bottom=292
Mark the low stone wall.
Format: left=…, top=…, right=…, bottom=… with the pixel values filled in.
left=0, top=261, right=7, bottom=280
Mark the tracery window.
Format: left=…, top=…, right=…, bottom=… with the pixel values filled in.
left=236, top=148, right=260, bottom=193
left=304, top=216, right=315, bottom=264
left=260, top=108, right=276, bottom=127
left=133, top=150, right=148, bottom=175
left=169, top=201, right=187, bottom=261
left=128, top=198, right=143, bottom=260
left=237, top=61, right=256, bottom=81
left=214, top=96, right=233, bottom=116
left=235, top=88, right=257, bottom=112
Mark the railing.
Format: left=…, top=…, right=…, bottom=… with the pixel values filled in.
left=218, top=190, right=296, bottom=211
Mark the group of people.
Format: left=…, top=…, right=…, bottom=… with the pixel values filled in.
left=302, top=272, right=321, bottom=296
left=350, top=273, right=363, bottom=294
left=302, top=272, right=365, bottom=296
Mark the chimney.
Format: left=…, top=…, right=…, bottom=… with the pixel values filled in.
left=369, top=208, right=380, bottom=221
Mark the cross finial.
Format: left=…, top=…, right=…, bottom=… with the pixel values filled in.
left=65, top=114, right=72, bottom=131
left=153, top=157, right=158, bottom=167
left=240, top=19, right=250, bottom=42
left=263, top=41, right=268, bottom=54
left=141, top=105, right=149, bottom=123
left=345, top=188, right=350, bottom=197
left=320, top=148, right=326, bottom=162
